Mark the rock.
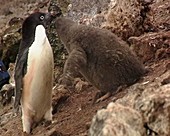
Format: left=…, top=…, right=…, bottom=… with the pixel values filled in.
left=89, top=102, right=145, bottom=136
left=129, top=31, right=170, bottom=63
left=103, top=0, right=144, bottom=40
left=117, top=66, right=170, bottom=135
left=135, top=84, right=170, bottom=135
left=161, top=76, right=170, bottom=85
left=7, top=63, right=15, bottom=86
left=116, top=60, right=170, bottom=105
left=67, top=0, right=109, bottom=26
left=0, top=62, right=15, bottom=106
left=0, top=17, right=23, bottom=69
left=143, top=0, right=170, bottom=31
left=49, top=0, right=69, bottom=13
left=8, top=17, right=23, bottom=27
left=0, top=84, right=14, bottom=106
left=67, top=0, right=144, bottom=40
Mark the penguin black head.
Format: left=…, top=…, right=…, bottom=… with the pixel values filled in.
left=21, top=12, right=52, bottom=43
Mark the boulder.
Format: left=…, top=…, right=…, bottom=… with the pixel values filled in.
left=135, top=84, right=170, bottom=135
left=143, top=0, right=170, bottom=32
left=129, top=31, right=170, bottom=63
left=89, top=102, right=145, bottom=136
left=0, top=17, right=23, bottom=69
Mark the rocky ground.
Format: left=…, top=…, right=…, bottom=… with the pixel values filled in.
left=0, top=0, right=170, bottom=136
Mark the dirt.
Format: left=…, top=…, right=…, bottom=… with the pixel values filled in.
left=0, top=0, right=170, bottom=136
left=0, top=85, right=107, bottom=135
left=0, top=83, right=112, bottom=136
left=0, top=58, right=169, bottom=136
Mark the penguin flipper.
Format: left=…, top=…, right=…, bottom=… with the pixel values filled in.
left=14, top=48, right=28, bottom=112
left=59, top=47, right=87, bottom=86
left=64, top=47, right=87, bottom=73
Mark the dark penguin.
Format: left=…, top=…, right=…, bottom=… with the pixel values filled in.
left=55, top=15, right=146, bottom=103
left=14, top=12, right=54, bottom=133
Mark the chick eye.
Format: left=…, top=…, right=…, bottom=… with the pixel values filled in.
left=40, top=15, right=44, bottom=20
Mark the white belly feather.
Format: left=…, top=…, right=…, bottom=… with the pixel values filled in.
left=22, top=25, right=54, bottom=121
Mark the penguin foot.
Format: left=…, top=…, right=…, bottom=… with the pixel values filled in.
left=95, top=92, right=111, bottom=103
left=22, top=115, right=32, bottom=134
left=13, top=106, right=22, bottom=117
left=58, top=75, right=73, bottom=87
left=93, top=92, right=111, bottom=104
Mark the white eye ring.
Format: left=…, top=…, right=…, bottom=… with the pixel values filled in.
left=40, top=15, right=44, bottom=20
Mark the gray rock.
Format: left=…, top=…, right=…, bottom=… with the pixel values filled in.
left=89, top=102, right=145, bottom=136
left=135, top=84, right=170, bottom=135
left=67, top=0, right=110, bottom=26
left=0, top=84, right=14, bottom=106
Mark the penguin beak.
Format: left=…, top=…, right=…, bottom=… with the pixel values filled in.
left=43, top=13, right=53, bottom=27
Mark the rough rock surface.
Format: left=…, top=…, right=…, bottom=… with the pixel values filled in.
left=143, top=0, right=170, bottom=32
left=0, top=63, right=15, bottom=107
left=129, top=31, right=170, bottom=63
left=102, top=0, right=144, bottom=40
left=135, top=84, right=170, bottom=136
left=89, top=102, right=145, bottom=136
left=67, top=0, right=110, bottom=25
left=0, top=18, right=23, bottom=68
left=0, top=84, right=14, bottom=106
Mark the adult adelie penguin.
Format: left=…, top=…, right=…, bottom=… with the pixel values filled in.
left=14, top=12, right=54, bottom=133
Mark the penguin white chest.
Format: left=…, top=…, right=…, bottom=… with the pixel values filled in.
left=22, top=25, right=54, bottom=121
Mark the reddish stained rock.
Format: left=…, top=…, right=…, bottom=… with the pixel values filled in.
left=144, top=0, right=170, bottom=32
left=102, top=0, right=144, bottom=40
left=129, top=31, right=170, bottom=63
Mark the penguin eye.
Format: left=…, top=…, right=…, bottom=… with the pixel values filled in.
left=40, top=15, right=44, bottom=20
